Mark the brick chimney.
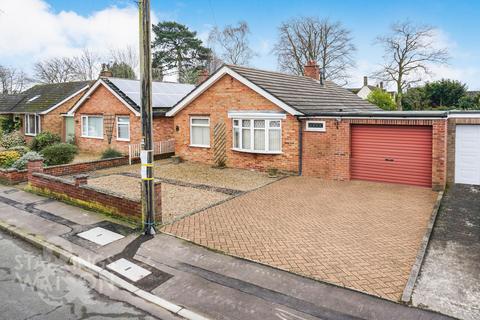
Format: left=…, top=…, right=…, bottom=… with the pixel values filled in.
left=99, top=63, right=113, bottom=78
left=304, top=60, right=320, bottom=81
left=197, top=69, right=209, bottom=85
left=363, top=76, right=368, bottom=86
left=379, top=81, right=384, bottom=90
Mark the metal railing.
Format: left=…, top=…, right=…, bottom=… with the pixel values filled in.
left=128, top=139, right=175, bottom=165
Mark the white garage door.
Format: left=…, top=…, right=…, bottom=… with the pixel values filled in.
left=455, top=125, right=480, bottom=185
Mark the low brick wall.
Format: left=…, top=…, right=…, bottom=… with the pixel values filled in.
left=0, top=168, right=28, bottom=184
left=44, top=156, right=129, bottom=176
left=0, top=156, right=130, bottom=185
left=27, top=160, right=162, bottom=223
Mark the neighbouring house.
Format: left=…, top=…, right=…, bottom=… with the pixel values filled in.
left=349, top=76, right=396, bottom=100
left=167, top=62, right=448, bottom=190
left=67, top=77, right=194, bottom=154
left=0, top=82, right=92, bottom=142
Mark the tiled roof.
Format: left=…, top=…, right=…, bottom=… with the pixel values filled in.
left=227, top=65, right=380, bottom=115
left=0, top=81, right=92, bottom=114
left=0, top=94, right=26, bottom=113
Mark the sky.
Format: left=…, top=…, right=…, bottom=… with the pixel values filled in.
left=1, top=0, right=479, bottom=89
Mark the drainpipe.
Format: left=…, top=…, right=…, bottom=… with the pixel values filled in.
left=298, top=118, right=303, bottom=176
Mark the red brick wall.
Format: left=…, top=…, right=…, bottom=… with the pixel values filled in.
left=173, top=75, right=300, bottom=173
left=301, top=118, right=447, bottom=190
left=73, top=85, right=174, bottom=154
left=0, top=168, right=28, bottom=184
left=27, top=160, right=162, bottom=222
left=0, top=157, right=129, bottom=185
left=74, top=85, right=141, bottom=154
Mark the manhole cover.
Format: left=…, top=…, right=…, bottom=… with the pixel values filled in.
left=107, top=258, right=152, bottom=282
left=77, top=227, right=124, bottom=246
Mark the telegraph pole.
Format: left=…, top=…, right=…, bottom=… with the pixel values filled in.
left=139, top=0, right=155, bottom=235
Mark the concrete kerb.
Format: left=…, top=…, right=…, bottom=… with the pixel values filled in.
left=401, top=191, right=445, bottom=303
left=0, top=220, right=210, bottom=320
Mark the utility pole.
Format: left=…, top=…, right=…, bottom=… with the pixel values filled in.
left=139, top=0, right=155, bottom=235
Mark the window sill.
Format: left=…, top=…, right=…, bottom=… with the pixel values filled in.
left=189, top=144, right=210, bottom=149
left=25, top=133, right=37, bottom=137
left=116, top=138, right=130, bottom=142
left=81, top=135, right=104, bottom=140
left=231, top=148, right=282, bottom=155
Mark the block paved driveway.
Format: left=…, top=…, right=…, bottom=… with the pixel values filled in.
left=163, top=176, right=437, bottom=301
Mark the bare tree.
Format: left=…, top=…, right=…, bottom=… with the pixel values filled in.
left=209, top=21, right=255, bottom=66
left=374, top=21, right=449, bottom=110
left=34, top=57, right=77, bottom=83
left=0, top=65, right=29, bottom=93
left=72, top=48, right=102, bottom=80
left=273, top=17, right=356, bottom=84
left=108, top=46, right=139, bottom=77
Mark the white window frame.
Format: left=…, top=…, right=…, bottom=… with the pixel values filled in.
left=190, top=116, right=210, bottom=148
left=232, top=118, right=282, bottom=154
left=24, top=113, right=41, bottom=136
left=306, top=120, right=326, bottom=132
left=116, top=116, right=130, bottom=141
left=81, top=115, right=104, bottom=139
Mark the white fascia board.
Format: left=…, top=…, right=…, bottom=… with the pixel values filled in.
left=40, top=85, right=90, bottom=115
left=166, top=66, right=303, bottom=117
left=227, top=111, right=287, bottom=119
left=448, top=113, right=480, bottom=118
left=67, top=79, right=141, bottom=116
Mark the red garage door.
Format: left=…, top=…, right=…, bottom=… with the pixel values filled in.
left=351, top=125, right=432, bottom=187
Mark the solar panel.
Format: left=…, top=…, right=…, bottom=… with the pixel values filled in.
left=108, top=78, right=194, bottom=109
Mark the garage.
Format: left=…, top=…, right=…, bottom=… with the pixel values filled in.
left=351, top=125, right=433, bottom=187
left=455, top=125, right=480, bottom=185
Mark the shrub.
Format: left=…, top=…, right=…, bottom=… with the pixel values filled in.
left=11, top=151, right=44, bottom=170
left=0, top=150, right=21, bottom=168
left=8, top=145, right=30, bottom=156
left=30, top=132, right=61, bottom=151
left=41, top=143, right=78, bottom=166
left=1, top=131, right=25, bottom=149
left=101, top=148, right=123, bottom=159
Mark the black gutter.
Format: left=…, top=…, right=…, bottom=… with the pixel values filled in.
left=298, top=118, right=303, bottom=176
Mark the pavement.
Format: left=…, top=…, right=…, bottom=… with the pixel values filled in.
left=0, top=231, right=161, bottom=320
left=412, top=184, right=480, bottom=320
left=163, top=177, right=438, bottom=301
left=0, top=183, right=452, bottom=320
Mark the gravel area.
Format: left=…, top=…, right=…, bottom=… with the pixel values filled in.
left=87, top=174, right=230, bottom=223
left=95, top=159, right=279, bottom=191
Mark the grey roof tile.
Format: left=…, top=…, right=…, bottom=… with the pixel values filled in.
left=228, top=65, right=380, bottom=115
left=2, top=81, right=92, bottom=114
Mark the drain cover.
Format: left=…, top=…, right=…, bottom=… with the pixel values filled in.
left=107, top=258, right=152, bottom=282
left=77, top=227, right=124, bottom=246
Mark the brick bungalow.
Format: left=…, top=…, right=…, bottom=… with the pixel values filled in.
left=67, top=77, right=194, bottom=154
left=167, top=63, right=448, bottom=190
left=0, top=81, right=91, bottom=142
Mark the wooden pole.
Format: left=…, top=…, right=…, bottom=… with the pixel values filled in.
left=139, top=0, right=155, bottom=235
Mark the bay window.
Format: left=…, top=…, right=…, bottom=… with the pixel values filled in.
left=24, top=114, right=40, bottom=136
left=116, top=116, right=130, bottom=141
left=232, top=118, right=282, bottom=153
left=190, top=117, right=210, bottom=147
left=81, top=115, right=103, bottom=139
